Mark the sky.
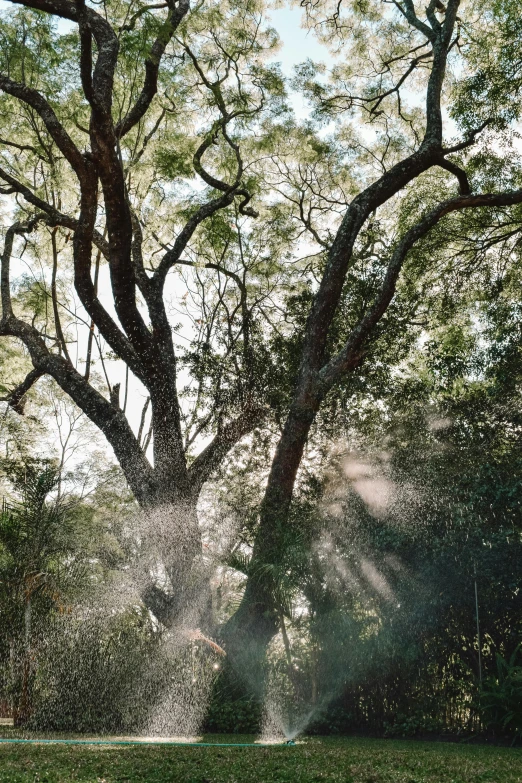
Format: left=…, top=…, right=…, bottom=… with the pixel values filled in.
left=270, top=4, right=331, bottom=74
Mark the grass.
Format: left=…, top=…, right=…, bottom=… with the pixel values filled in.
left=0, top=735, right=521, bottom=782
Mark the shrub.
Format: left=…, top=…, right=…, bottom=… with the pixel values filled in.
left=480, top=644, right=522, bottom=742
left=204, top=697, right=261, bottom=734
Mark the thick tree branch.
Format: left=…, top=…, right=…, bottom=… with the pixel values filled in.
left=141, top=584, right=175, bottom=626
left=78, top=0, right=120, bottom=116
left=192, top=124, right=243, bottom=193
left=442, top=121, right=490, bottom=154
left=78, top=12, right=97, bottom=108
left=422, top=1, right=461, bottom=145
left=90, top=131, right=154, bottom=364
left=8, top=0, right=77, bottom=20
left=0, top=367, right=44, bottom=415
left=154, top=191, right=237, bottom=286
left=441, top=0, right=462, bottom=47
left=438, top=157, right=471, bottom=194
left=15, top=0, right=154, bottom=369
left=169, top=257, right=244, bottom=291
left=116, top=0, right=191, bottom=139
left=0, top=170, right=147, bottom=389
left=2, top=159, right=153, bottom=386
left=120, top=4, right=168, bottom=33
left=0, top=75, right=87, bottom=177
left=295, top=1, right=461, bottom=387
left=188, top=403, right=268, bottom=496
left=0, top=315, right=157, bottom=505
left=0, top=187, right=145, bottom=390
left=392, top=1, right=435, bottom=41
left=1, top=216, right=48, bottom=317
left=10, top=0, right=119, bottom=111
left=69, top=173, right=150, bottom=383
left=318, top=186, right=522, bottom=391
left=0, top=165, right=109, bottom=256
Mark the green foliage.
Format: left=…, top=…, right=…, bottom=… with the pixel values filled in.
left=204, top=697, right=261, bottom=734
left=0, top=463, right=84, bottom=632
left=153, top=138, right=196, bottom=180
left=453, top=0, right=522, bottom=131
left=0, top=459, right=131, bottom=725
left=480, top=646, right=522, bottom=742
left=383, top=712, right=446, bottom=739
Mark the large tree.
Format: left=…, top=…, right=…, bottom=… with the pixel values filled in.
left=1, top=0, right=522, bottom=665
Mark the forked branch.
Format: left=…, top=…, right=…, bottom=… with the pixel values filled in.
left=318, top=185, right=522, bottom=391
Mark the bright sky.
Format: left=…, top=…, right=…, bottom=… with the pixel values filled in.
left=270, top=5, right=330, bottom=73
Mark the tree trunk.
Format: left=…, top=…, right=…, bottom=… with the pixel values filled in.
left=220, top=402, right=319, bottom=684
left=13, top=597, right=33, bottom=727
left=137, top=490, right=211, bottom=634
left=219, top=578, right=279, bottom=696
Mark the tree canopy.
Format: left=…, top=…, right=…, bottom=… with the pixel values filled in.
left=1, top=0, right=522, bottom=673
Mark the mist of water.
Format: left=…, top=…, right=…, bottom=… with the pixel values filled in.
left=18, top=430, right=456, bottom=743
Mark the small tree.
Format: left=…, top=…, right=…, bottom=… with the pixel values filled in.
left=0, top=464, right=86, bottom=724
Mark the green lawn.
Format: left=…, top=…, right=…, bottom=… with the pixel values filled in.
left=0, top=735, right=520, bottom=783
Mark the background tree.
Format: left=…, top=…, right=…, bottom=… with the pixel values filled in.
left=0, top=464, right=99, bottom=723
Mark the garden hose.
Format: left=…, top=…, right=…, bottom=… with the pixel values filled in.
left=0, top=737, right=294, bottom=747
